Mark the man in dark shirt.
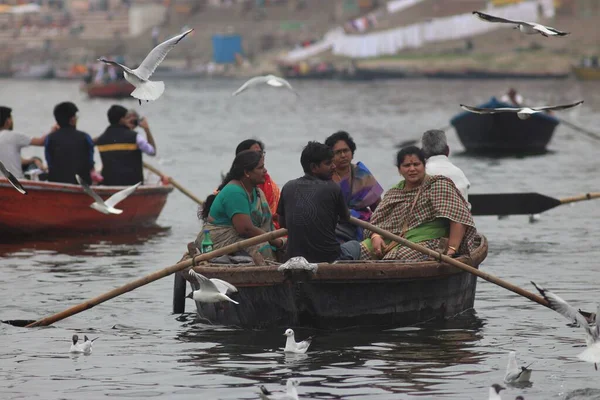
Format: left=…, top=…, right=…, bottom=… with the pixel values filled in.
left=277, top=141, right=361, bottom=263
left=44, top=102, right=95, bottom=184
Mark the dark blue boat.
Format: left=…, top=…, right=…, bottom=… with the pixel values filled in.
left=450, top=97, right=560, bottom=155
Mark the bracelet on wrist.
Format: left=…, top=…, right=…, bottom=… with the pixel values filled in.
left=448, top=245, right=457, bottom=252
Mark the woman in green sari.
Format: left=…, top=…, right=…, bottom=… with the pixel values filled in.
left=360, top=146, right=476, bottom=261
left=198, top=150, right=284, bottom=264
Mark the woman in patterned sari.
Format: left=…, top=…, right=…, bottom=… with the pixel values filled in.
left=360, top=146, right=476, bottom=261
left=198, top=150, right=284, bottom=264
left=325, top=131, right=384, bottom=242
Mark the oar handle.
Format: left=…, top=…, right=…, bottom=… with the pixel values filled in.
left=143, top=162, right=204, bottom=206
left=25, top=228, right=288, bottom=328
left=349, top=217, right=551, bottom=309
left=559, top=192, right=600, bottom=205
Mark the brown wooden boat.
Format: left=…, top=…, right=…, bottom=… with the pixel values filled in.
left=80, top=80, right=134, bottom=99
left=178, top=235, right=488, bottom=329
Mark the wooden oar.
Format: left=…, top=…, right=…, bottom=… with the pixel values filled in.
left=349, top=217, right=552, bottom=309
left=143, top=162, right=204, bottom=206
left=469, top=192, right=600, bottom=216
left=559, top=118, right=600, bottom=142
left=25, top=229, right=287, bottom=328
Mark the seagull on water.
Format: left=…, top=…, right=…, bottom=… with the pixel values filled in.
left=70, top=334, right=98, bottom=354
left=232, top=75, right=299, bottom=97
left=489, top=383, right=505, bottom=400
left=259, top=378, right=300, bottom=400
left=98, top=28, right=194, bottom=105
left=460, top=101, right=583, bottom=120
left=186, top=270, right=239, bottom=304
left=532, top=281, right=600, bottom=370
left=0, top=160, right=27, bottom=194
left=283, top=328, right=313, bottom=354
left=473, top=11, right=569, bottom=37
left=504, top=351, right=533, bottom=384
left=76, top=174, right=140, bottom=215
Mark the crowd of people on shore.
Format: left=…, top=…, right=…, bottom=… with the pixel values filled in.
left=193, top=130, right=474, bottom=265
left=0, top=102, right=158, bottom=186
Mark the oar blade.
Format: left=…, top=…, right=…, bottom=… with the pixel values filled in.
left=470, top=193, right=561, bottom=216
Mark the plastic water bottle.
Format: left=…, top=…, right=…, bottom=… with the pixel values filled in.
left=201, top=230, right=213, bottom=254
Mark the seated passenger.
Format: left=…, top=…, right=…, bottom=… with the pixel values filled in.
left=197, top=150, right=284, bottom=264
left=360, top=146, right=476, bottom=261
left=277, top=141, right=361, bottom=263
left=324, top=131, right=383, bottom=243
left=45, top=102, right=95, bottom=185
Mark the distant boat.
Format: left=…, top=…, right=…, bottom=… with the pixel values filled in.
left=450, top=96, right=560, bottom=155
left=80, top=80, right=135, bottom=99
left=572, top=66, right=600, bottom=81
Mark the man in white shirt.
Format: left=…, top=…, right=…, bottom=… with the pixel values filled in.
left=421, top=129, right=470, bottom=204
left=0, top=106, right=49, bottom=179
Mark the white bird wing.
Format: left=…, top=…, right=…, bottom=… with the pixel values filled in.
left=76, top=174, right=106, bottom=205
left=506, top=352, right=518, bottom=376
left=531, top=281, right=597, bottom=341
left=530, top=101, right=583, bottom=112
left=210, top=278, right=238, bottom=294
left=473, top=11, right=526, bottom=25
left=104, top=182, right=141, bottom=208
left=270, top=76, right=300, bottom=96
left=189, top=270, right=219, bottom=293
left=531, top=23, right=569, bottom=36
left=232, top=76, right=270, bottom=96
left=133, top=29, right=194, bottom=80
left=460, top=104, right=522, bottom=114
left=0, top=160, right=27, bottom=194
left=98, top=58, right=135, bottom=74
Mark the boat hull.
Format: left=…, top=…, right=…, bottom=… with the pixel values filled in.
left=183, top=235, right=487, bottom=329
left=0, top=179, right=173, bottom=238
left=450, top=97, right=559, bottom=154
left=81, top=81, right=135, bottom=98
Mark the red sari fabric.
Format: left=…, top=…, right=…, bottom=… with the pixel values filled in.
left=258, top=173, right=281, bottom=229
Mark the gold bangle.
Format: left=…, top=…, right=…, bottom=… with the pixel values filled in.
left=448, top=245, right=457, bottom=252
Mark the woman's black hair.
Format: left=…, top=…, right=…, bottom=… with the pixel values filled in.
left=324, top=131, right=357, bottom=155
left=235, top=139, right=264, bottom=155
left=396, top=146, right=426, bottom=167
left=201, top=150, right=263, bottom=221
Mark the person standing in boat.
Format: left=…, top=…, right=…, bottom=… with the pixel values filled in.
left=277, top=141, right=362, bottom=263
left=45, top=102, right=96, bottom=185
left=360, top=146, right=476, bottom=261
left=95, top=105, right=157, bottom=186
left=198, top=150, right=284, bottom=265
left=324, top=131, right=383, bottom=243
left=421, top=129, right=470, bottom=205
left=0, top=106, right=50, bottom=179
left=501, top=88, right=524, bottom=107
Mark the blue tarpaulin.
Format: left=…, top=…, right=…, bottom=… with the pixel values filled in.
left=212, top=34, right=243, bottom=64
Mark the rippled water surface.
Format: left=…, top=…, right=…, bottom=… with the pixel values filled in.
left=1, top=78, right=600, bottom=400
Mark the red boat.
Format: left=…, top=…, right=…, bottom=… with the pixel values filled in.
left=81, top=81, right=135, bottom=99
left=0, top=179, right=173, bottom=238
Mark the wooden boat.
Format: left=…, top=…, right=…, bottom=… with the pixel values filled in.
left=179, top=234, right=488, bottom=329
left=572, top=66, right=600, bottom=81
left=80, top=80, right=135, bottom=99
left=0, top=179, right=173, bottom=238
left=423, top=69, right=569, bottom=80
left=450, top=97, right=560, bottom=155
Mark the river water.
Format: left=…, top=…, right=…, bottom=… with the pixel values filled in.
left=0, top=78, right=599, bottom=400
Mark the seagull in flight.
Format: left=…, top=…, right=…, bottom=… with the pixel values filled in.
left=473, top=11, right=569, bottom=37
left=186, top=270, right=239, bottom=304
left=504, top=351, right=533, bottom=384
left=75, top=174, right=140, bottom=215
left=0, top=160, right=26, bottom=194
left=489, top=383, right=505, bottom=400
left=232, top=75, right=299, bottom=97
left=98, top=28, right=194, bottom=105
left=460, top=101, right=583, bottom=120
left=70, top=334, right=98, bottom=354
left=283, top=328, right=313, bottom=354
left=259, top=378, right=300, bottom=400
left=532, top=281, right=600, bottom=370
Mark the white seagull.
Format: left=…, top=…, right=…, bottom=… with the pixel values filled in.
left=232, top=75, right=299, bottom=97
left=532, top=281, right=600, bottom=370
left=186, top=270, right=239, bottom=304
left=489, top=383, right=505, bottom=400
left=473, top=11, right=569, bottom=37
left=283, top=328, right=313, bottom=354
left=98, top=28, right=194, bottom=105
left=504, top=351, right=533, bottom=384
left=75, top=174, right=141, bottom=215
left=259, top=378, right=300, bottom=400
left=0, top=160, right=27, bottom=195
left=460, top=101, right=583, bottom=120
left=69, top=334, right=98, bottom=354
